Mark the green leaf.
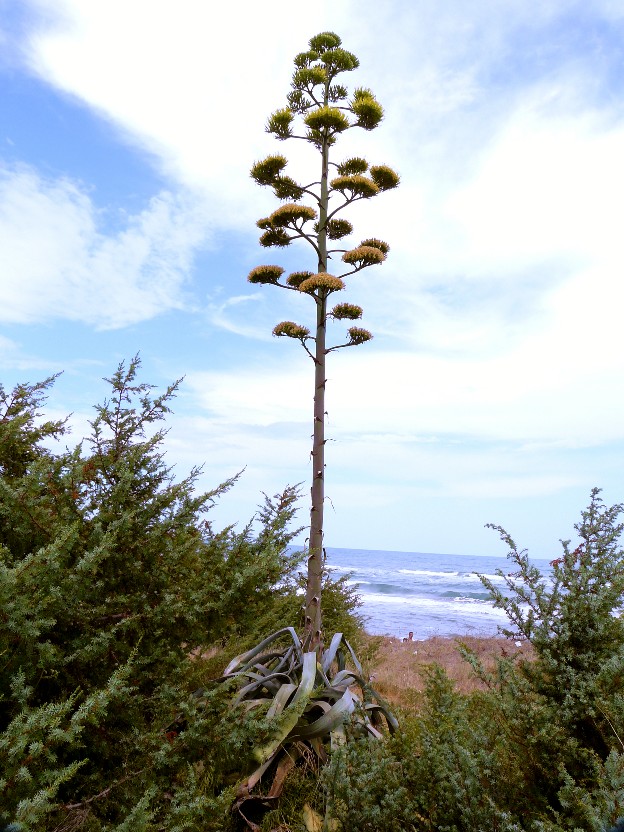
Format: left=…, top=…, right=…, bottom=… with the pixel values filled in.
left=290, top=688, right=355, bottom=740
left=252, top=652, right=317, bottom=764
left=223, top=627, right=301, bottom=676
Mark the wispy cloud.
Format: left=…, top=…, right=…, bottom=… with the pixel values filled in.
left=0, top=164, right=211, bottom=327
left=3, top=0, right=624, bottom=552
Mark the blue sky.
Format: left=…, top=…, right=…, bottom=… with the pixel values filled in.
left=2, top=0, right=624, bottom=557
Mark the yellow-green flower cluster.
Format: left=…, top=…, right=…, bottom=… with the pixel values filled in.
left=348, top=326, right=373, bottom=344
left=247, top=265, right=285, bottom=284
left=250, top=155, right=288, bottom=185
left=286, top=271, right=314, bottom=288
left=323, top=219, right=353, bottom=240
left=360, top=238, right=390, bottom=255
left=273, top=321, right=310, bottom=339
left=293, top=49, right=320, bottom=68
left=331, top=303, right=363, bottom=320
left=299, top=274, right=345, bottom=294
left=370, top=165, right=400, bottom=190
left=269, top=203, right=317, bottom=227
left=304, top=106, right=350, bottom=133
left=259, top=228, right=291, bottom=248
left=293, top=66, right=327, bottom=88
left=351, top=88, right=384, bottom=130
left=321, top=47, right=359, bottom=73
left=272, top=176, right=303, bottom=201
left=330, top=174, right=379, bottom=198
left=336, top=157, right=368, bottom=176
left=342, top=245, right=386, bottom=266
left=266, top=108, right=294, bottom=140
left=309, top=32, right=342, bottom=52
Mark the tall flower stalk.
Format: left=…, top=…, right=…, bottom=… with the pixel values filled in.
left=248, top=32, right=399, bottom=648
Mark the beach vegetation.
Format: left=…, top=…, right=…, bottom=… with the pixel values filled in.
left=2, top=358, right=624, bottom=829
left=325, top=491, right=624, bottom=832
left=0, top=360, right=327, bottom=830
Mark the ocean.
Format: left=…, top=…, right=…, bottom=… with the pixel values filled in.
left=318, top=547, right=553, bottom=639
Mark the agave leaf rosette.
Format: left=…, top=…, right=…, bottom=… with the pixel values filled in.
left=210, top=627, right=397, bottom=813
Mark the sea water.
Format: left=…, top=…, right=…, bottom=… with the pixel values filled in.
left=318, top=547, right=553, bottom=639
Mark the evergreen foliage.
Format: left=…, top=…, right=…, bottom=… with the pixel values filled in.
left=316, top=491, right=624, bottom=832
left=0, top=358, right=307, bottom=829
left=482, top=488, right=624, bottom=751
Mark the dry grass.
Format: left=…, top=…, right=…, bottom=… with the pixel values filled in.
left=367, top=634, right=534, bottom=710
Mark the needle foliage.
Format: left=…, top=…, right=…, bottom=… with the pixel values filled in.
left=0, top=357, right=309, bottom=830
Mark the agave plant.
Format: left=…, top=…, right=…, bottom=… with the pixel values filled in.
left=210, top=627, right=397, bottom=829
left=247, top=31, right=399, bottom=649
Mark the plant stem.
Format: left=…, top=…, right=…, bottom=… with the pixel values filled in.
left=305, top=83, right=331, bottom=650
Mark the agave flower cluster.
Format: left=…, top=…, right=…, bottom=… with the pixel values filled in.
left=248, top=33, right=398, bottom=356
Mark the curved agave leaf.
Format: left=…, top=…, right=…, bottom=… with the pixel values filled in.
left=266, top=682, right=297, bottom=718
left=252, top=651, right=317, bottom=764
left=364, top=722, right=384, bottom=740
left=321, top=631, right=344, bottom=673
left=343, top=638, right=363, bottom=676
left=290, top=688, right=355, bottom=740
left=241, top=752, right=276, bottom=794
left=223, top=627, right=302, bottom=675
left=233, top=672, right=295, bottom=706
left=330, top=668, right=358, bottom=687
left=363, top=697, right=399, bottom=733
left=306, top=699, right=332, bottom=715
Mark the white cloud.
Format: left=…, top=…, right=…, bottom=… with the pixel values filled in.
left=183, top=325, right=624, bottom=449
left=19, top=0, right=336, bottom=230
left=443, top=106, right=624, bottom=269
left=0, top=164, right=210, bottom=327
left=0, top=334, right=21, bottom=365
left=4, top=0, right=624, bottom=551
left=14, top=2, right=624, bottom=343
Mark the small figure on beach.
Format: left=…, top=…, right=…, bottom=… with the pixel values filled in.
left=402, top=631, right=414, bottom=642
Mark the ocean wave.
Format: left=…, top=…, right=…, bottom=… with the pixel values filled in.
left=360, top=592, right=510, bottom=618
left=360, top=582, right=415, bottom=595
left=397, top=568, right=505, bottom=583
left=328, top=565, right=387, bottom=579
left=440, top=590, right=492, bottom=601
left=347, top=580, right=499, bottom=599
left=398, top=568, right=460, bottom=577
left=353, top=582, right=494, bottom=601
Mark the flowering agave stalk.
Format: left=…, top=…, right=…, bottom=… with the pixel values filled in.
left=248, top=31, right=399, bottom=649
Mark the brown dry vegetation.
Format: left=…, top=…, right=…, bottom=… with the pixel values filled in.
left=367, top=634, right=534, bottom=709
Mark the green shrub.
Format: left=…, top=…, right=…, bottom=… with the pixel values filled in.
left=482, top=488, right=624, bottom=755
left=321, top=492, right=624, bottom=832
left=323, top=667, right=522, bottom=832
left=462, top=489, right=624, bottom=829
left=0, top=358, right=306, bottom=829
